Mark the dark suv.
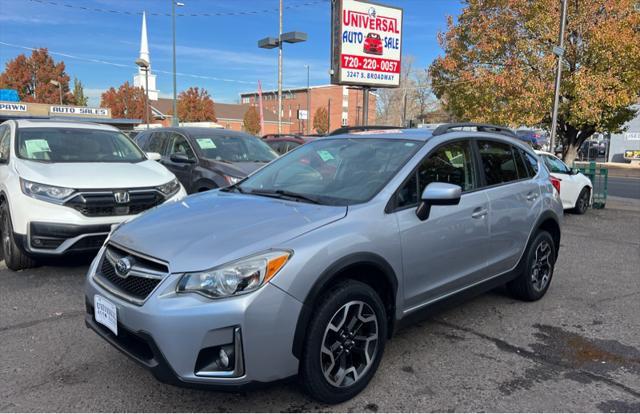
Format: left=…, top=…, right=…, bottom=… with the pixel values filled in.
left=135, top=127, right=278, bottom=193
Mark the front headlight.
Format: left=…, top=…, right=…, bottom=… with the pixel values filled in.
left=177, top=250, right=292, bottom=299
left=224, top=175, right=242, bottom=186
left=20, top=179, right=75, bottom=204
left=156, top=178, right=180, bottom=196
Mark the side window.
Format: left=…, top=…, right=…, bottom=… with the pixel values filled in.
left=396, top=140, right=476, bottom=209
left=167, top=133, right=195, bottom=160
left=477, top=140, right=519, bottom=186
left=135, top=132, right=150, bottom=150
left=0, top=126, right=10, bottom=163
left=543, top=155, right=570, bottom=174
left=521, top=149, right=539, bottom=176
left=286, top=141, right=301, bottom=152
left=147, top=132, right=167, bottom=154
left=269, top=141, right=286, bottom=155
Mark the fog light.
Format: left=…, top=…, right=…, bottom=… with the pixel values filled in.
left=32, top=238, right=42, bottom=246
left=219, top=347, right=230, bottom=368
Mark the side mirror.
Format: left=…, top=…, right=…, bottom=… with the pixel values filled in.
left=416, top=182, right=462, bottom=221
left=570, top=168, right=580, bottom=175
left=146, top=152, right=161, bottom=161
left=170, top=153, right=196, bottom=164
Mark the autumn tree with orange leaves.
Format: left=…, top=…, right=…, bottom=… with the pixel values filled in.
left=0, top=48, right=74, bottom=104
left=177, top=87, right=216, bottom=122
left=100, top=82, right=149, bottom=119
left=243, top=105, right=261, bottom=135
left=313, top=107, right=329, bottom=134
left=430, top=0, right=640, bottom=162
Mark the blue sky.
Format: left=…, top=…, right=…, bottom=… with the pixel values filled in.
left=0, top=0, right=463, bottom=106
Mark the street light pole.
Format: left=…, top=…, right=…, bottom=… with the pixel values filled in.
left=306, top=64, right=310, bottom=135
left=550, top=0, right=568, bottom=152
left=136, top=58, right=150, bottom=129
left=171, top=1, right=184, bottom=126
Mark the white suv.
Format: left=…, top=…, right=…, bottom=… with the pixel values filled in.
left=0, top=119, right=186, bottom=270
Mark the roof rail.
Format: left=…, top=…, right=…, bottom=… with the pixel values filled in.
left=431, top=123, right=517, bottom=138
left=328, top=125, right=399, bottom=136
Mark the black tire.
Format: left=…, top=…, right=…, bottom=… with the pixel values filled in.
left=300, top=280, right=387, bottom=404
left=1, top=203, right=37, bottom=271
left=507, top=230, right=556, bottom=301
left=571, top=187, right=590, bottom=215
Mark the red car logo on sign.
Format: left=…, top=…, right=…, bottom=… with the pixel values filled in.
left=363, top=32, right=383, bottom=55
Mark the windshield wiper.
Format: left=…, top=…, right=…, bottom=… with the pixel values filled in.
left=249, top=189, right=321, bottom=204
left=221, top=183, right=245, bottom=193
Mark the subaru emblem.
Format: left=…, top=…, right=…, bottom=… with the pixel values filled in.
left=115, top=257, right=132, bottom=278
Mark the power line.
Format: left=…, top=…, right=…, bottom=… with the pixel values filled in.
left=25, top=0, right=328, bottom=18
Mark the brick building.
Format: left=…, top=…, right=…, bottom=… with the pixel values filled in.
left=240, top=85, right=376, bottom=135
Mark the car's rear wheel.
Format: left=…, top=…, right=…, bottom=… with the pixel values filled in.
left=507, top=230, right=556, bottom=301
left=1, top=203, right=37, bottom=271
left=572, top=187, right=590, bottom=215
left=300, top=280, right=387, bottom=404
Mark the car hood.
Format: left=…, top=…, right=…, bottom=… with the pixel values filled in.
left=16, top=159, right=175, bottom=189
left=202, top=159, right=268, bottom=178
left=109, top=190, right=347, bottom=272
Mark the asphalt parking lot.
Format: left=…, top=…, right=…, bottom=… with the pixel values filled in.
left=1, top=201, right=639, bottom=412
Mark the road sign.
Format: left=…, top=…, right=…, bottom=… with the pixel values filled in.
left=298, top=109, right=308, bottom=120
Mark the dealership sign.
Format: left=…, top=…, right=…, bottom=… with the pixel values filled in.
left=331, top=0, right=403, bottom=88
left=0, top=102, right=27, bottom=112
left=50, top=106, right=109, bottom=117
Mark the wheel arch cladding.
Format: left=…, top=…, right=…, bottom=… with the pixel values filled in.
left=536, top=214, right=561, bottom=259
left=291, top=252, right=398, bottom=359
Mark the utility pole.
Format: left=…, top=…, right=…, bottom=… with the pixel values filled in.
left=362, top=87, right=370, bottom=126
left=327, top=98, right=331, bottom=134
left=306, top=64, right=310, bottom=135
left=171, top=1, right=184, bottom=126
left=550, top=0, right=568, bottom=152
left=277, top=0, right=283, bottom=133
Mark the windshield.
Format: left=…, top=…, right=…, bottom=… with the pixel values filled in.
left=192, top=132, right=278, bottom=163
left=17, top=127, right=145, bottom=163
left=236, top=138, right=421, bottom=206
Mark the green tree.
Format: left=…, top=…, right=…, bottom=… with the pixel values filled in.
left=72, top=77, right=88, bottom=106
left=313, top=106, right=329, bottom=134
left=429, top=0, right=640, bottom=162
left=243, top=105, right=261, bottom=135
left=0, top=48, right=74, bottom=104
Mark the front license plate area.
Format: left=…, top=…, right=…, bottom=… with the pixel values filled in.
left=94, top=294, right=118, bottom=336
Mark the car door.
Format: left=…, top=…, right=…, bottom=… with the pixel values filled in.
left=477, top=140, right=541, bottom=275
left=541, top=153, right=576, bottom=209
left=393, top=139, right=491, bottom=310
left=162, top=132, right=197, bottom=192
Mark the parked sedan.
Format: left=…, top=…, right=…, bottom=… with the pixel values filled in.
left=135, top=128, right=278, bottom=193
left=536, top=150, right=592, bottom=214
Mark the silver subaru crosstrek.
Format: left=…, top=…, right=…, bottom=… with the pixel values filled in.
left=85, top=123, right=563, bottom=403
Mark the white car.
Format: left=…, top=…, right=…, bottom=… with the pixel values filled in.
left=0, top=119, right=186, bottom=270
left=535, top=150, right=592, bottom=214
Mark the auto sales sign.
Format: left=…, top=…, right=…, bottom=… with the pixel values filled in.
left=331, top=0, right=403, bottom=88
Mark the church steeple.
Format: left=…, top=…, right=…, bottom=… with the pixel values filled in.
left=133, top=11, right=159, bottom=101
left=139, top=11, right=150, bottom=69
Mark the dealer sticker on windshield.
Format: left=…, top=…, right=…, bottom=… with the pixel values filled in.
left=196, top=138, right=217, bottom=149
left=94, top=295, right=118, bottom=336
left=24, top=139, right=51, bottom=156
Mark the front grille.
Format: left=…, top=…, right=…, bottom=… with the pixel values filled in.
left=65, top=190, right=164, bottom=217
left=94, top=244, right=168, bottom=304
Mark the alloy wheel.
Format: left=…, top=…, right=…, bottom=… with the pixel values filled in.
left=320, top=300, right=379, bottom=388
left=531, top=240, right=552, bottom=292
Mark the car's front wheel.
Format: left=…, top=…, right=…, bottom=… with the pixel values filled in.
left=1, top=203, right=37, bottom=271
left=300, top=280, right=387, bottom=404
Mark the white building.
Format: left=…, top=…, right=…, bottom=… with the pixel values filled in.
left=133, top=12, right=159, bottom=101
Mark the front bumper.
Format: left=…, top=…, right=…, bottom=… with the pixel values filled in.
left=12, top=188, right=186, bottom=256
left=84, top=253, right=302, bottom=387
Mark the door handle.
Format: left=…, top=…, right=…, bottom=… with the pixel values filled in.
left=471, top=208, right=488, bottom=219
left=526, top=192, right=539, bottom=201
